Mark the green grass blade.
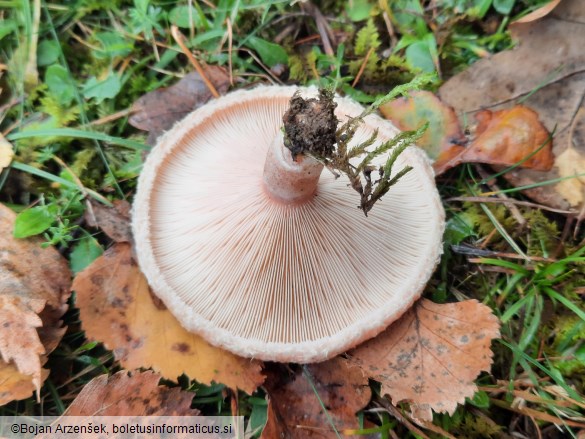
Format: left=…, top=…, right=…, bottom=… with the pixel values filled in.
left=7, top=128, right=149, bottom=150
left=11, top=161, right=112, bottom=205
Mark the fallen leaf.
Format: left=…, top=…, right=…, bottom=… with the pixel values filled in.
left=129, top=67, right=230, bottom=145
left=434, top=106, right=554, bottom=175
left=0, top=204, right=71, bottom=404
left=439, top=0, right=585, bottom=209
left=84, top=199, right=132, bottom=243
left=380, top=91, right=553, bottom=175
left=73, top=243, right=264, bottom=394
left=64, top=370, right=199, bottom=416
left=513, top=0, right=562, bottom=23
left=0, top=133, right=14, bottom=170
left=348, top=299, right=500, bottom=421
left=554, top=146, right=585, bottom=206
left=262, top=357, right=371, bottom=438
left=0, top=362, right=49, bottom=405
left=379, top=90, right=466, bottom=162
left=261, top=400, right=288, bottom=439
left=0, top=296, right=45, bottom=397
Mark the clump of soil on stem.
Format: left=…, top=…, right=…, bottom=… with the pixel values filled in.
left=282, top=88, right=338, bottom=160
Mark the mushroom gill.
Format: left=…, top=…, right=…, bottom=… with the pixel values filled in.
left=133, top=86, right=444, bottom=363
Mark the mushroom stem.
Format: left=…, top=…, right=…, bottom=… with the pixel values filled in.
left=263, top=131, right=324, bottom=204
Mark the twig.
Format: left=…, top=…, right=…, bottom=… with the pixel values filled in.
left=452, top=245, right=556, bottom=262
left=382, top=11, right=398, bottom=50
left=490, top=398, right=585, bottom=428
left=89, top=108, right=132, bottom=126
left=51, top=155, right=102, bottom=224
left=237, top=48, right=283, bottom=84
left=171, top=25, right=219, bottom=98
left=445, top=196, right=576, bottom=215
left=274, top=23, right=298, bottom=44
left=374, top=395, right=431, bottom=439
left=352, top=47, right=374, bottom=87
left=301, top=2, right=335, bottom=57
left=226, top=18, right=234, bottom=86
left=475, top=164, right=527, bottom=227
left=575, top=203, right=585, bottom=239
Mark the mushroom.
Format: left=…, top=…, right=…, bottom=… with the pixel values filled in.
left=132, top=85, right=444, bottom=363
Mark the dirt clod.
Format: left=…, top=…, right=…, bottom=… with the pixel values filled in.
left=282, top=88, right=338, bottom=160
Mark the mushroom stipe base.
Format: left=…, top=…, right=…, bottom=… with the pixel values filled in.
left=132, top=86, right=445, bottom=364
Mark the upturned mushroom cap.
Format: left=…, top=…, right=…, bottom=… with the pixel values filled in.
left=132, top=86, right=445, bottom=363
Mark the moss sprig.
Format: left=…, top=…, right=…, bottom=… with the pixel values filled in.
left=283, top=74, right=434, bottom=216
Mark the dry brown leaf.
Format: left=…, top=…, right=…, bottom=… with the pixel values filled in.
left=513, top=0, right=562, bottom=23
left=64, top=370, right=199, bottom=416
left=129, top=67, right=230, bottom=145
left=262, top=357, right=371, bottom=438
left=0, top=204, right=71, bottom=404
left=73, top=243, right=264, bottom=394
left=84, top=199, right=132, bottom=243
left=439, top=0, right=585, bottom=209
left=434, top=106, right=554, bottom=175
left=261, top=400, right=288, bottom=439
left=554, top=146, right=585, bottom=206
left=348, top=299, right=500, bottom=421
left=0, top=296, right=45, bottom=397
left=0, top=133, right=13, bottom=171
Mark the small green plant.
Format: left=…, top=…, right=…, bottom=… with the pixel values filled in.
left=283, top=74, right=434, bottom=215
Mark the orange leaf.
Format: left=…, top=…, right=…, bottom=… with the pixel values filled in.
left=64, top=370, right=199, bottom=416
left=348, top=299, right=500, bottom=420
left=0, top=204, right=71, bottom=404
left=434, top=106, right=553, bottom=175
left=73, top=243, right=264, bottom=394
left=438, top=0, right=584, bottom=210
left=262, top=357, right=371, bottom=438
left=379, top=91, right=466, bottom=162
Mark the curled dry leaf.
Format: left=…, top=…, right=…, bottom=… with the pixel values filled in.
left=513, top=0, right=562, bottom=23
left=64, top=370, right=199, bottom=416
left=129, top=67, right=230, bottom=145
left=0, top=204, right=71, bottom=404
left=262, top=357, right=371, bottom=438
left=73, top=243, right=264, bottom=394
left=348, top=299, right=500, bottom=421
left=434, top=106, right=554, bottom=175
left=439, top=0, right=585, bottom=209
left=84, top=199, right=132, bottom=243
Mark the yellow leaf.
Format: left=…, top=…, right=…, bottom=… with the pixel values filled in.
left=73, top=243, right=265, bottom=393
left=555, top=147, right=585, bottom=207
